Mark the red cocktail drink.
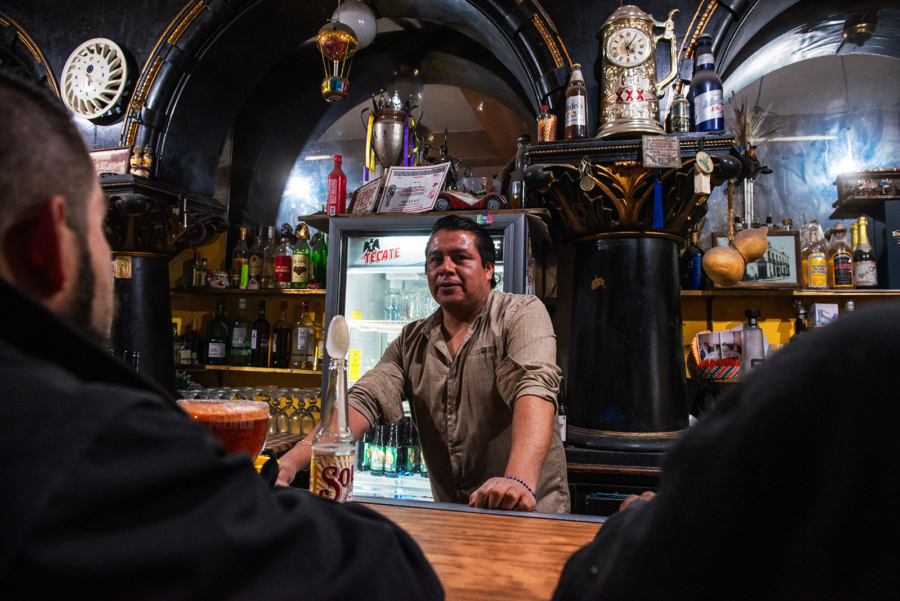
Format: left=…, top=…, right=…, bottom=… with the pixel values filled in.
left=178, top=399, right=269, bottom=461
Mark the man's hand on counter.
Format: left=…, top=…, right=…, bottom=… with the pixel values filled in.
left=619, top=491, right=656, bottom=511
left=468, top=477, right=537, bottom=512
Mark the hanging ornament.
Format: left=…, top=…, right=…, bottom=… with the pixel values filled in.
left=332, top=1, right=377, bottom=50
left=317, top=21, right=359, bottom=102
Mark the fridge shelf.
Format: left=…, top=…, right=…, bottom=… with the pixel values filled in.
left=172, top=287, right=327, bottom=295
left=181, top=365, right=322, bottom=375
left=348, top=319, right=411, bottom=333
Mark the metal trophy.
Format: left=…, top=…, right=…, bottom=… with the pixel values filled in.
left=361, top=92, right=423, bottom=172
left=596, top=5, right=679, bottom=138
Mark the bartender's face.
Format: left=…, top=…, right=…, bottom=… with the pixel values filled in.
left=426, top=230, right=494, bottom=315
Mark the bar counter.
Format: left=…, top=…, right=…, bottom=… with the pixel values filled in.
left=358, top=497, right=605, bottom=601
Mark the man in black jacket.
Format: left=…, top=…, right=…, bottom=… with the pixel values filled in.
left=0, top=71, right=442, bottom=599
left=553, top=303, right=900, bottom=600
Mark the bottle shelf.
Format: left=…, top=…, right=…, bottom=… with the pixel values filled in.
left=172, top=287, right=326, bottom=296
left=681, top=289, right=900, bottom=298
left=347, top=319, right=411, bottom=333
left=180, top=365, right=322, bottom=375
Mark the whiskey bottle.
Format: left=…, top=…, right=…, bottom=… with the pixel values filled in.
left=248, top=226, right=264, bottom=283
left=853, top=216, right=878, bottom=288
left=290, top=300, right=315, bottom=369
left=802, top=220, right=827, bottom=289
left=206, top=300, right=230, bottom=366
left=231, top=227, right=250, bottom=289
left=229, top=298, right=252, bottom=366
left=827, top=222, right=853, bottom=289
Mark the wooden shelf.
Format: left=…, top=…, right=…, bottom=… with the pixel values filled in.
left=172, top=287, right=326, bottom=295
left=181, top=365, right=322, bottom=375
left=681, top=289, right=900, bottom=298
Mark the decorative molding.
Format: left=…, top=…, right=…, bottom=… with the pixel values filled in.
left=167, top=1, right=207, bottom=45
left=0, top=11, right=59, bottom=98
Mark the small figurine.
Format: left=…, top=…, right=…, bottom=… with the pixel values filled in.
left=129, top=145, right=143, bottom=176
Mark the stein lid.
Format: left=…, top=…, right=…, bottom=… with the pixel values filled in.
left=601, top=5, right=654, bottom=29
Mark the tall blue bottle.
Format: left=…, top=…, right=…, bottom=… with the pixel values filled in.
left=688, top=34, right=724, bottom=132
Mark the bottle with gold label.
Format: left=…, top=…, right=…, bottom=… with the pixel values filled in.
left=853, top=216, right=878, bottom=288
left=564, top=63, right=588, bottom=140
left=827, top=222, right=853, bottom=288
left=801, top=220, right=827, bottom=289
left=291, top=222, right=311, bottom=289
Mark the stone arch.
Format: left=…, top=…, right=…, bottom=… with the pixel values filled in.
left=0, top=11, right=59, bottom=96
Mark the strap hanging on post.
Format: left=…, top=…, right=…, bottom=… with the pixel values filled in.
left=653, top=168, right=664, bottom=230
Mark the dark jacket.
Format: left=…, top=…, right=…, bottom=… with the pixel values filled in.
left=554, top=301, right=900, bottom=600
left=0, top=279, right=443, bottom=600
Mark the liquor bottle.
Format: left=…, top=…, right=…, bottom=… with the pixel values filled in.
left=827, top=222, right=853, bottom=289
left=564, top=63, right=588, bottom=140
left=384, top=421, right=399, bottom=476
left=680, top=229, right=707, bottom=290
left=231, top=227, right=250, bottom=289
left=310, top=325, right=354, bottom=502
left=802, top=220, right=827, bottom=289
left=370, top=424, right=385, bottom=475
left=199, top=258, right=208, bottom=287
left=290, top=300, right=315, bottom=369
left=262, top=226, right=277, bottom=289
left=850, top=221, right=859, bottom=251
left=311, top=233, right=328, bottom=288
left=274, top=236, right=293, bottom=289
left=248, top=226, right=264, bottom=285
left=229, top=298, right=252, bottom=366
left=666, top=94, right=691, bottom=133
left=188, top=251, right=203, bottom=288
left=250, top=300, right=270, bottom=367
left=688, top=34, right=724, bottom=133
left=742, top=309, right=765, bottom=375
left=509, top=134, right=530, bottom=209
left=326, top=155, right=347, bottom=216
left=270, top=300, right=291, bottom=368
left=313, top=312, right=325, bottom=371
left=206, top=300, right=230, bottom=365
left=186, top=318, right=202, bottom=364
left=172, top=322, right=184, bottom=366
left=291, top=223, right=311, bottom=289
left=853, top=216, right=878, bottom=288
left=537, top=105, right=556, bottom=142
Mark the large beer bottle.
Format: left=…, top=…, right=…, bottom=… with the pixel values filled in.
left=564, top=63, right=588, bottom=140
left=688, top=34, right=724, bottom=132
left=310, top=315, right=355, bottom=502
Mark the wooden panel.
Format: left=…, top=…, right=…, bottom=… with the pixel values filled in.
left=364, top=504, right=600, bottom=601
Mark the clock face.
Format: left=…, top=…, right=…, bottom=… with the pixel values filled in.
left=607, top=28, right=652, bottom=68
left=61, top=38, right=130, bottom=122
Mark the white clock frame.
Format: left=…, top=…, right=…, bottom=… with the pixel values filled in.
left=61, top=38, right=130, bottom=122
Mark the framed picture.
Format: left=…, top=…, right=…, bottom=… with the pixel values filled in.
left=711, top=230, right=802, bottom=288
left=348, top=178, right=382, bottom=214
left=89, top=146, right=131, bottom=176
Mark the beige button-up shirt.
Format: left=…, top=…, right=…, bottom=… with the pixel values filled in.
left=349, top=290, right=570, bottom=513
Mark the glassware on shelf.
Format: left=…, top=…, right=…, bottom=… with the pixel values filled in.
left=299, top=389, right=317, bottom=434
left=267, top=389, right=285, bottom=434
left=287, top=395, right=303, bottom=435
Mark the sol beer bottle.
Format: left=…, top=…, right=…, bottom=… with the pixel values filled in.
left=310, top=315, right=355, bottom=502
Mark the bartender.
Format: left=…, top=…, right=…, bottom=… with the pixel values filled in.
left=278, top=216, right=569, bottom=513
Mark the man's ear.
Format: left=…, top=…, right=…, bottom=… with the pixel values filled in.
left=4, top=197, right=69, bottom=298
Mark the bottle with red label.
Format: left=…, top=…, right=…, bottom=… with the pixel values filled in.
left=274, top=236, right=293, bottom=289
left=326, top=155, right=347, bottom=216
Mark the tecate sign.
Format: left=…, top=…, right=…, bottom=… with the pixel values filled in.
left=347, top=235, right=430, bottom=268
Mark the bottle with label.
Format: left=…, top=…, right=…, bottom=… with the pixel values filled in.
left=741, top=309, right=765, bottom=375
left=853, top=216, right=878, bottom=288
left=262, top=226, right=277, bottom=289
left=326, top=155, right=347, bottom=216
left=172, top=322, right=184, bottom=366
left=250, top=300, right=270, bottom=367
left=310, top=344, right=354, bottom=503
left=537, top=105, right=557, bottom=142
left=270, top=300, right=291, bottom=368
left=291, top=223, right=311, bottom=289
left=802, top=220, right=827, bottom=289
left=290, top=300, right=315, bottom=369
left=384, top=421, right=400, bottom=476
left=827, top=222, right=853, bottom=289
left=688, top=34, right=724, bottom=132
left=229, top=298, right=252, bottom=366
left=666, top=94, right=691, bottom=133
left=186, top=318, right=202, bottom=364
left=311, top=233, right=328, bottom=288
left=405, top=420, right=421, bottom=474
left=509, top=134, right=530, bottom=209
left=564, top=63, right=588, bottom=140
left=248, top=226, right=264, bottom=285
left=360, top=428, right=374, bottom=472
left=231, top=227, right=250, bottom=289
left=370, top=424, right=385, bottom=475
left=188, top=251, right=203, bottom=288
left=680, top=229, right=707, bottom=290
left=199, top=258, right=208, bottom=287
left=206, top=300, right=230, bottom=365
left=274, top=236, right=293, bottom=289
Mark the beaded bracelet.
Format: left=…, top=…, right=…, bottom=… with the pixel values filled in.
left=506, top=476, right=537, bottom=499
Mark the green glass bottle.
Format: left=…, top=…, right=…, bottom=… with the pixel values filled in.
left=291, top=222, right=311, bottom=289
left=229, top=298, right=253, bottom=366
left=206, top=300, right=230, bottom=366
left=311, top=233, right=328, bottom=288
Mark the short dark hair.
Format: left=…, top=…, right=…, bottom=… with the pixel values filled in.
left=427, top=215, right=497, bottom=288
left=0, top=70, right=96, bottom=243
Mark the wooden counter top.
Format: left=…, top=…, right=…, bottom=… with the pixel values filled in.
left=361, top=499, right=603, bottom=601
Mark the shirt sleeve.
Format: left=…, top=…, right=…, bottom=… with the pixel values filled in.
left=348, top=333, right=406, bottom=427
left=7, top=396, right=443, bottom=600
left=496, top=296, right=561, bottom=409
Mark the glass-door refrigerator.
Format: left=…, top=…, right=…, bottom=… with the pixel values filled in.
left=323, top=212, right=540, bottom=500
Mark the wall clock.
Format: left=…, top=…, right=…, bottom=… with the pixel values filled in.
left=61, top=38, right=134, bottom=124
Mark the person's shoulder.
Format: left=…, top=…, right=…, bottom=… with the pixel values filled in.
left=489, top=291, right=549, bottom=324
